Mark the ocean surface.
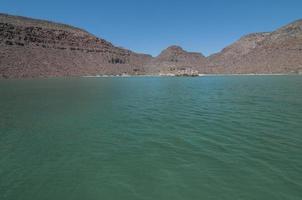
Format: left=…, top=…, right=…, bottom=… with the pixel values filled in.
left=0, top=76, right=302, bottom=200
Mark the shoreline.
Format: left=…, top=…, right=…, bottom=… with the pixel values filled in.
left=82, top=73, right=300, bottom=78
left=1, top=73, right=300, bottom=80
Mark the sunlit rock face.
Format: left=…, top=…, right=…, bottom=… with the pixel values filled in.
left=207, top=20, right=302, bottom=74
left=144, top=45, right=208, bottom=74
left=0, top=13, right=152, bottom=78
left=1, top=13, right=302, bottom=78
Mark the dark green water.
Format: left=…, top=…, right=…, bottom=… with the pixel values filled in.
left=0, top=76, right=302, bottom=200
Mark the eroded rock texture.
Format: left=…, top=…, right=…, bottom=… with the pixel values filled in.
left=0, top=14, right=152, bottom=78
left=1, top=13, right=302, bottom=78
left=207, top=20, right=302, bottom=74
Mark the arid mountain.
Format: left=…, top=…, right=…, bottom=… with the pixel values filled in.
left=0, top=13, right=152, bottom=78
left=0, top=13, right=302, bottom=78
left=208, top=33, right=270, bottom=67
left=207, top=20, right=302, bottom=74
left=144, top=46, right=207, bottom=74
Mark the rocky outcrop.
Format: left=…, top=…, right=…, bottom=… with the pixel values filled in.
left=208, top=33, right=270, bottom=67
left=144, top=46, right=208, bottom=74
left=0, top=13, right=152, bottom=78
left=0, top=13, right=302, bottom=78
left=207, top=20, right=302, bottom=74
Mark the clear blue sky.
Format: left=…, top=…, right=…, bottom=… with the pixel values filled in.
left=1, top=0, right=302, bottom=56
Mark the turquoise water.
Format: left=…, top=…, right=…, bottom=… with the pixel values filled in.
left=0, top=76, right=302, bottom=200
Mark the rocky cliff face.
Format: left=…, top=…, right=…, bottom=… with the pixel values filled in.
left=207, top=20, right=302, bottom=74
left=0, top=13, right=302, bottom=78
left=0, top=14, right=152, bottom=78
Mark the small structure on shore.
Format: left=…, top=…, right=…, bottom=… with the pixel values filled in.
left=175, top=68, right=199, bottom=77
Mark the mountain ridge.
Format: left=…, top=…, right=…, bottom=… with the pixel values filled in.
left=0, top=13, right=302, bottom=78
left=207, top=19, right=302, bottom=74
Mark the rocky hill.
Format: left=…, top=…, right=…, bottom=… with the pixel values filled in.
left=0, top=13, right=302, bottom=78
left=144, top=46, right=207, bottom=74
left=0, top=13, right=152, bottom=78
left=207, top=20, right=302, bottom=74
